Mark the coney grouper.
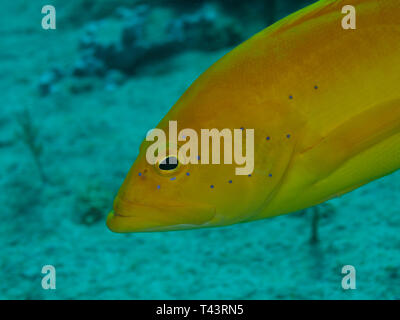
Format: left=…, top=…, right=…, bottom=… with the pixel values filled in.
left=107, top=0, right=400, bottom=232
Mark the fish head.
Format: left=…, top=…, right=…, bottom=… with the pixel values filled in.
left=106, top=130, right=267, bottom=233
left=106, top=47, right=294, bottom=233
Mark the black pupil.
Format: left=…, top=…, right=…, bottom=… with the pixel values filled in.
left=159, top=156, right=178, bottom=171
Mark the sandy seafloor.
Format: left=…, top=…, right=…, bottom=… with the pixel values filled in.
left=0, top=1, right=399, bottom=300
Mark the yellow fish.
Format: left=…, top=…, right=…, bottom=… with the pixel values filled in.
left=107, top=0, right=400, bottom=233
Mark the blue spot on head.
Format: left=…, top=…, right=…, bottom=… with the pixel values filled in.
left=186, top=172, right=190, bottom=176
left=157, top=185, right=161, bottom=189
left=210, top=185, right=214, bottom=189
left=138, top=172, right=142, bottom=176
left=197, top=155, right=200, bottom=160
left=248, top=174, right=252, bottom=177
left=289, top=95, right=293, bottom=99
left=287, top=134, right=291, bottom=138
left=229, top=180, right=232, bottom=184
left=266, top=136, right=270, bottom=141
left=170, top=177, right=176, bottom=181
left=269, top=173, right=272, bottom=177
left=314, top=85, right=318, bottom=89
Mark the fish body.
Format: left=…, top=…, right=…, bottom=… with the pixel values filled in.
left=107, top=0, right=400, bottom=232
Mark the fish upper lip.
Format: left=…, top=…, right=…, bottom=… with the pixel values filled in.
left=112, top=196, right=216, bottom=220
left=111, top=210, right=127, bottom=218
left=112, top=198, right=211, bottom=217
left=115, top=198, right=197, bottom=211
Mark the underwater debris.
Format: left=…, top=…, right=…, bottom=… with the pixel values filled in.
left=310, top=208, right=320, bottom=244
left=5, top=169, right=43, bottom=220
left=73, top=55, right=107, bottom=78
left=166, top=3, right=241, bottom=51
left=104, top=69, right=126, bottom=91
left=72, top=3, right=241, bottom=76
left=49, top=0, right=315, bottom=82
left=73, top=23, right=107, bottom=77
left=15, top=109, right=47, bottom=184
left=57, top=0, right=143, bottom=26
left=37, top=67, right=64, bottom=96
left=75, top=183, right=112, bottom=226
left=72, top=5, right=150, bottom=76
left=68, top=77, right=96, bottom=94
left=0, top=140, right=13, bottom=148
left=290, top=202, right=336, bottom=244
left=309, top=203, right=336, bottom=244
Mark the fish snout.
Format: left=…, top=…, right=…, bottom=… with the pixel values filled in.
left=106, top=196, right=216, bottom=232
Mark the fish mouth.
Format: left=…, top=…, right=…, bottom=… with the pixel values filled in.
left=106, top=198, right=216, bottom=233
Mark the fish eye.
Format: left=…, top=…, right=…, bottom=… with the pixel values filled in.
left=158, top=156, right=179, bottom=171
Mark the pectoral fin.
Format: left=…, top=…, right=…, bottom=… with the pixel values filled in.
left=263, top=98, right=400, bottom=216
left=302, top=98, right=400, bottom=181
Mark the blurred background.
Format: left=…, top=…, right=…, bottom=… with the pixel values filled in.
left=0, top=0, right=399, bottom=299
